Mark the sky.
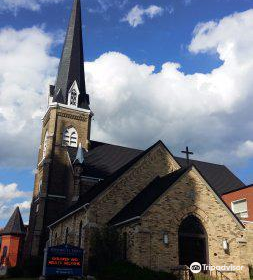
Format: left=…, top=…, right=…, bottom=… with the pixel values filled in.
left=1, top=0, right=253, bottom=226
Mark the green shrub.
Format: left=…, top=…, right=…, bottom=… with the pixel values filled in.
left=22, top=256, right=43, bottom=277
left=89, top=227, right=123, bottom=274
left=249, top=265, right=253, bottom=279
left=7, top=266, right=24, bottom=278
left=194, top=273, right=215, bottom=280
left=96, top=261, right=178, bottom=280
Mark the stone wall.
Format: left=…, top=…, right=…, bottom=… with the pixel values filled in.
left=244, top=223, right=253, bottom=267
left=49, top=149, right=252, bottom=280
left=50, top=142, right=180, bottom=270
left=89, top=142, right=180, bottom=225
left=26, top=104, right=91, bottom=257
left=121, top=168, right=249, bottom=280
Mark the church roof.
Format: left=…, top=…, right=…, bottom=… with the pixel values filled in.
left=67, top=140, right=143, bottom=178
left=65, top=140, right=160, bottom=216
left=53, top=0, right=89, bottom=109
left=221, top=183, right=253, bottom=195
left=109, top=168, right=188, bottom=226
left=175, top=157, right=244, bottom=195
left=1, top=207, right=26, bottom=236
left=62, top=140, right=245, bottom=220
left=109, top=165, right=244, bottom=228
left=67, top=140, right=244, bottom=195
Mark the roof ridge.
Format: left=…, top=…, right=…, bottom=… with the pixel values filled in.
left=52, top=141, right=170, bottom=225
left=90, top=140, right=143, bottom=151
left=175, top=156, right=225, bottom=167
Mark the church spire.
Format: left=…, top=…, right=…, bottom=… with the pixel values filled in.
left=53, top=0, right=89, bottom=109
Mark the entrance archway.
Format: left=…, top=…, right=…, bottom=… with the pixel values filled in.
left=178, top=215, right=208, bottom=266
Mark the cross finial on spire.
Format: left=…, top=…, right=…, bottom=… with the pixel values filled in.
left=181, top=146, right=193, bottom=166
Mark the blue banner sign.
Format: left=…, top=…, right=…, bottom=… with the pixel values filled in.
left=45, top=245, right=84, bottom=276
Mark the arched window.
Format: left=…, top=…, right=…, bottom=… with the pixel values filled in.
left=78, top=221, right=83, bottom=247
left=38, top=180, right=42, bottom=195
left=62, top=127, right=78, bottom=147
left=69, top=89, right=78, bottom=106
left=42, top=131, right=48, bottom=158
left=65, top=227, right=69, bottom=244
left=2, top=246, right=7, bottom=258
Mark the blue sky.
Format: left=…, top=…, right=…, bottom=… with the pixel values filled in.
left=1, top=0, right=253, bottom=226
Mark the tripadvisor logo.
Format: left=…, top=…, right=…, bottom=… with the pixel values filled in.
left=190, top=262, right=244, bottom=274
left=190, top=262, right=202, bottom=274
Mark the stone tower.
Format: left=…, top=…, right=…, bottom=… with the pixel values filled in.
left=25, top=0, right=92, bottom=258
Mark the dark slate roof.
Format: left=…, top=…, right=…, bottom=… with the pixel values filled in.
left=222, top=183, right=253, bottom=195
left=63, top=141, right=162, bottom=218
left=109, top=168, right=188, bottom=226
left=175, top=157, right=245, bottom=195
left=1, top=207, right=26, bottom=236
left=53, top=0, right=89, bottom=109
left=68, top=140, right=244, bottom=195
left=68, top=140, right=142, bottom=179
left=60, top=140, right=245, bottom=222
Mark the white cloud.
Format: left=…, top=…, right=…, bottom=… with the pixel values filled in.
left=0, top=26, right=58, bottom=167
left=0, top=182, right=30, bottom=201
left=2, top=8, right=253, bottom=224
left=122, top=5, right=164, bottom=27
left=1, top=9, right=253, bottom=172
left=236, top=141, right=253, bottom=158
left=183, top=0, right=192, bottom=6
left=0, top=0, right=64, bottom=13
left=88, top=0, right=128, bottom=14
left=86, top=9, right=253, bottom=165
left=0, top=200, right=31, bottom=222
left=0, top=182, right=31, bottom=222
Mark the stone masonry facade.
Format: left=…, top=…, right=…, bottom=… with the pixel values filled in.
left=119, top=168, right=249, bottom=280
left=49, top=148, right=252, bottom=280
left=26, top=104, right=91, bottom=257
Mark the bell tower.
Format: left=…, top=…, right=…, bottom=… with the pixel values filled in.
left=25, top=0, right=92, bottom=258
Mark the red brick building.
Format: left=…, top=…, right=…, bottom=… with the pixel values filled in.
left=223, top=184, right=253, bottom=223
left=0, top=207, right=26, bottom=269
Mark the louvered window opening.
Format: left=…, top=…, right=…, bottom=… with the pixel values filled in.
left=62, top=128, right=78, bottom=147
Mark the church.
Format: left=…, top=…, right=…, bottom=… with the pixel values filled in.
left=18, top=0, right=253, bottom=279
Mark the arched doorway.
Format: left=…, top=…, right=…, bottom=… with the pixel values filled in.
left=178, top=215, right=208, bottom=266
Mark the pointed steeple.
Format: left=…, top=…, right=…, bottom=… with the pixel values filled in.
left=74, top=143, right=85, bottom=164
left=1, top=207, right=26, bottom=236
left=53, top=0, right=89, bottom=109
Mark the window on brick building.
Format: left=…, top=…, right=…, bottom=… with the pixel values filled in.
left=2, top=246, right=7, bottom=257
left=231, top=199, right=248, bottom=218
left=42, top=131, right=48, bottom=159
left=62, top=127, right=78, bottom=147
left=36, top=204, right=39, bottom=213
left=38, top=180, right=42, bottom=195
